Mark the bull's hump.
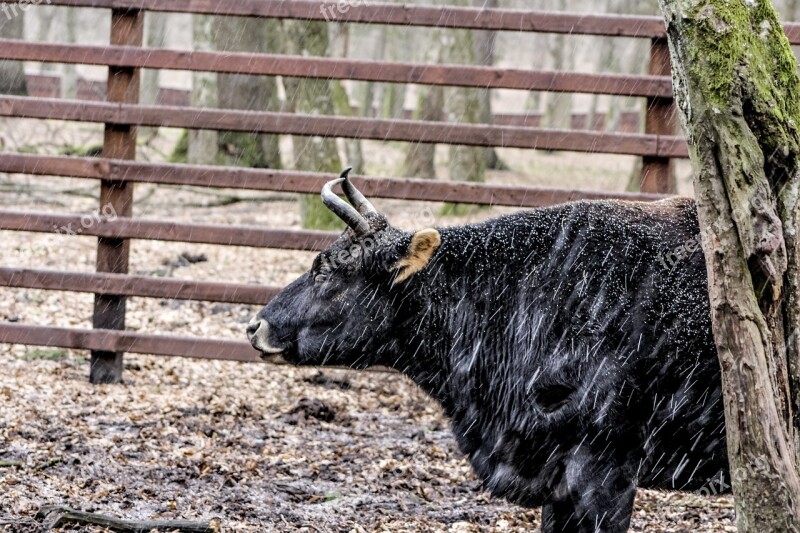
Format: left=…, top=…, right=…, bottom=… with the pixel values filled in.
left=436, top=197, right=699, bottom=266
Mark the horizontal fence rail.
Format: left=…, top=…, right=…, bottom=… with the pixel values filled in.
left=0, top=1, right=671, bottom=37
left=3, top=0, right=800, bottom=43
left=0, top=97, right=690, bottom=156
left=0, top=210, right=339, bottom=250
left=0, top=322, right=259, bottom=362
left=21, top=71, right=646, bottom=129
left=0, top=267, right=279, bottom=305
left=0, top=153, right=670, bottom=207
left=0, top=39, right=674, bottom=98
left=0, top=322, right=395, bottom=372
left=0, top=322, right=261, bottom=362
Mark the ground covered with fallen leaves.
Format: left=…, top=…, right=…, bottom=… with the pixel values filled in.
left=0, top=352, right=736, bottom=532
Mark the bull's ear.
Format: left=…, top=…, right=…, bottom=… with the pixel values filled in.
left=393, top=229, right=441, bottom=285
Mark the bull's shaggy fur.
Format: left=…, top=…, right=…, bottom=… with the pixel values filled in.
left=252, top=194, right=727, bottom=533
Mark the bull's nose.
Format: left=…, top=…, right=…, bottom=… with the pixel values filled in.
left=246, top=317, right=263, bottom=341
left=247, top=317, right=284, bottom=355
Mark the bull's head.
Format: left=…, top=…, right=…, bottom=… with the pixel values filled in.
left=247, top=168, right=441, bottom=368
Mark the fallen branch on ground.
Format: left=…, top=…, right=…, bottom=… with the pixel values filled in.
left=35, top=505, right=221, bottom=532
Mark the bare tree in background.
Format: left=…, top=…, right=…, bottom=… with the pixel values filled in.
left=523, top=31, right=547, bottom=118
left=0, top=7, right=27, bottom=95
left=141, top=11, right=167, bottom=138
left=36, top=4, right=56, bottom=72
left=472, top=0, right=507, bottom=170
left=588, top=0, right=624, bottom=132
left=543, top=1, right=575, bottom=131
left=213, top=16, right=281, bottom=169
left=330, top=23, right=364, bottom=174
left=187, top=14, right=218, bottom=165
left=441, top=0, right=486, bottom=215
left=378, top=26, right=410, bottom=119
left=62, top=7, right=76, bottom=99
left=358, top=26, right=385, bottom=121
left=404, top=27, right=444, bottom=179
left=283, top=19, right=344, bottom=230
left=404, top=83, right=444, bottom=179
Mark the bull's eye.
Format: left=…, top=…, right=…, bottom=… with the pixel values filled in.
left=314, top=261, right=333, bottom=285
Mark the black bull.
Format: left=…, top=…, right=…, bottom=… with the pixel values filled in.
left=247, top=171, right=728, bottom=533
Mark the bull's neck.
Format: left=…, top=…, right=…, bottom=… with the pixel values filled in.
left=384, top=229, right=490, bottom=416
left=389, top=281, right=456, bottom=413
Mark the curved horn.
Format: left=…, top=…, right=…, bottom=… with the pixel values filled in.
left=339, top=167, right=377, bottom=215
left=321, top=177, right=370, bottom=235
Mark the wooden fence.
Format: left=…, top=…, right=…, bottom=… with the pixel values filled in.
left=1, top=0, right=798, bottom=382
left=23, top=72, right=646, bottom=132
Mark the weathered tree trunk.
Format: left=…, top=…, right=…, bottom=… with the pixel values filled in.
left=660, top=0, right=800, bottom=530
left=0, top=6, right=27, bottom=95
left=213, top=16, right=281, bottom=169
left=283, top=20, right=344, bottom=230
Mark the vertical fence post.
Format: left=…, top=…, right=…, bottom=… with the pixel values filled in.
left=90, top=8, right=143, bottom=384
left=640, top=37, right=677, bottom=194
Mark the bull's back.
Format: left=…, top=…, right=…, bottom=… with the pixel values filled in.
left=537, top=198, right=727, bottom=491
left=445, top=197, right=727, bottom=501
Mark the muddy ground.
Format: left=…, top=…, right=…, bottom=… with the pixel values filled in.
left=0, top=120, right=735, bottom=531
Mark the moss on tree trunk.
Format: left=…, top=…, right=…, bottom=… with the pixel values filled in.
left=660, top=0, right=800, bottom=530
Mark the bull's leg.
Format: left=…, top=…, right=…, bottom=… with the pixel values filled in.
left=540, top=448, right=638, bottom=533
left=540, top=488, right=635, bottom=533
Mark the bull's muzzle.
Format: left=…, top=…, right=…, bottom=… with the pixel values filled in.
left=247, top=317, right=285, bottom=361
